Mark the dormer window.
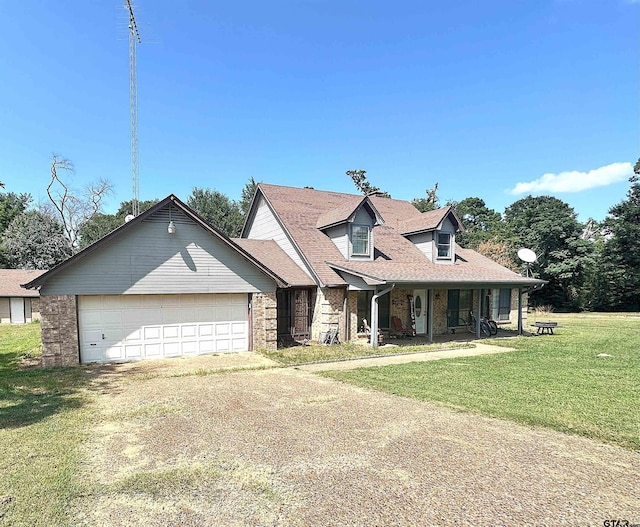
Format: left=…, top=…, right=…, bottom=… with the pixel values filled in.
left=351, top=224, right=370, bottom=256
left=437, top=232, right=452, bottom=258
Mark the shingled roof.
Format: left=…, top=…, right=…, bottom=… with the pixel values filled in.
left=1, top=269, right=45, bottom=297
left=233, top=239, right=315, bottom=287
left=249, top=184, right=544, bottom=289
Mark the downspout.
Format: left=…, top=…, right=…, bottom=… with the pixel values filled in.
left=370, top=284, right=395, bottom=347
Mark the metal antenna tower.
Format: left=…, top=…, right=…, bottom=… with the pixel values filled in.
left=125, top=0, right=141, bottom=216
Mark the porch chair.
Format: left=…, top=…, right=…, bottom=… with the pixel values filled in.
left=390, top=316, right=412, bottom=338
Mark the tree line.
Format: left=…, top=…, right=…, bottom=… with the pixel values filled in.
left=1, top=159, right=637, bottom=312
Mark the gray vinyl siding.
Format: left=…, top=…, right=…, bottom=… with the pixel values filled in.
left=0, top=298, right=9, bottom=324
left=41, top=208, right=276, bottom=296
left=326, top=225, right=348, bottom=259
left=407, top=232, right=435, bottom=262
left=244, top=195, right=313, bottom=278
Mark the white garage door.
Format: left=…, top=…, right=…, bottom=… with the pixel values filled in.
left=78, top=294, right=249, bottom=364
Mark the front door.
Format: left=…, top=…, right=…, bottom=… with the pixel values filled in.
left=414, top=289, right=427, bottom=334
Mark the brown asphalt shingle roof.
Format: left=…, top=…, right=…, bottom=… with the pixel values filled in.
left=254, top=184, right=543, bottom=288
left=0, top=269, right=45, bottom=297
left=232, top=239, right=315, bottom=287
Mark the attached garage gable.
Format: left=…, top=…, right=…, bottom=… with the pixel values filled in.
left=25, top=196, right=284, bottom=366
left=40, top=205, right=277, bottom=296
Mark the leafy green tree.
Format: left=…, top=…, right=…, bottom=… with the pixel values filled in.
left=187, top=188, right=243, bottom=237
left=240, top=177, right=259, bottom=214
left=346, top=170, right=391, bottom=198
left=450, top=197, right=502, bottom=249
left=78, top=199, right=159, bottom=249
left=503, top=195, right=591, bottom=308
left=411, top=183, right=440, bottom=212
left=584, top=172, right=640, bottom=310
left=0, top=192, right=32, bottom=233
left=1, top=210, right=72, bottom=269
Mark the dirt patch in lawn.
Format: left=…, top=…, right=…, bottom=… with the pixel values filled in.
left=73, top=365, right=640, bottom=526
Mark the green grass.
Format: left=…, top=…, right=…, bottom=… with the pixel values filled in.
left=0, top=323, right=92, bottom=526
left=322, top=314, right=640, bottom=450
left=259, top=340, right=473, bottom=366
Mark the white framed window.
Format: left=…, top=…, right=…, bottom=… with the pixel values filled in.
left=437, top=232, right=451, bottom=258
left=351, top=224, right=370, bottom=256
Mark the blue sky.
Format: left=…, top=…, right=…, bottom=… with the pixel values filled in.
left=1, top=0, right=637, bottom=222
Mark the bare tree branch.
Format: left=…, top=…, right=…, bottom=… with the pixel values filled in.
left=46, top=154, right=113, bottom=250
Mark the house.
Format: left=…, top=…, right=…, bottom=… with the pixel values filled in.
left=22, top=195, right=298, bottom=367
left=0, top=269, right=45, bottom=324
left=240, top=184, right=545, bottom=346
left=23, top=186, right=544, bottom=368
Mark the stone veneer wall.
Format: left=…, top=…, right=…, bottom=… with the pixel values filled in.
left=347, top=291, right=359, bottom=341
left=31, top=297, right=41, bottom=321
left=432, top=289, right=449, bottom=335
left=311, top=287, right=347, bottom=342
left=508, top=288, right=527, bottom=330
left=251, top=292, right=277, bottom=351
left=40, top=295, right=80, bottom=368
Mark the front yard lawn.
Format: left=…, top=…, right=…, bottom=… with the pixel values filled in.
left=0, top=323, right=92, bottom=526
left=259, top=340, right=473, bottom=366
left=322, top=314, right=640, bottom=450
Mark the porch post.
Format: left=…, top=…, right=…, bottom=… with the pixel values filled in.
left=518, top=288, right=523, bottom=335
left=476, top=288, right=482, bottom=338
left=428, top=288, right=434, bottom=343
left=370, top=284, right=394, bottom=347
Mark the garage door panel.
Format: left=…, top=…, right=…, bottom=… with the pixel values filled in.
left=163, top=325, right=180, bottom=339
left=79, top=294, right=249, bottom=363
left=181, top=341, right=198, bottom=355
left=125, top=345, right=142, bottom=359
left=105, top=346, right=124, bottom=360
left=144, top=326, right=162, bottom=340
left=101, top=310, right=123, bottom=325
left=144, top=343, right=162, bottom=358
left=181, top=325, right=197, bottom=338
left=163, top=342, right=181, bottom=356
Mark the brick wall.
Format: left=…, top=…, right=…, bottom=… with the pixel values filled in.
left=40, top=295, right=80, bottom=368
left=432, top=289, right=449, bottom=335
left=311, top=287, right=347, bottom=342
left=251, top=292, right=277, bottom=351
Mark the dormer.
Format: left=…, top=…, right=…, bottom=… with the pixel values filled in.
left=399, top=206, right=464, bottom=264
left=317, top=196, right=384, bottom=261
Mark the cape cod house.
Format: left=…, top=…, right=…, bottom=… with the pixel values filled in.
left=240, top=184, right=545, bottom=347
left=23, top=185, right=544, bottom=367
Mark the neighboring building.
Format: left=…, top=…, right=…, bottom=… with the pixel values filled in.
left=23, top=187, right=545, bottom=367
left=241, top=184, right=545, bottom=345
left=0, top=269, right=45, bottom=324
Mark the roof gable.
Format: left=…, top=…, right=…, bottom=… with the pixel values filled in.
left=398, top=206, right=464, bottom=236
left=24, top=195, right=286, bottom=292
left=316, top=196, right=384, bottom=230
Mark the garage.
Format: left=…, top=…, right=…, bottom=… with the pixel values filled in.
left=78, top=293, right=249, bottom=363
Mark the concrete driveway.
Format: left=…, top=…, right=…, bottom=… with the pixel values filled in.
left=75, top=361, right=640, bottom=526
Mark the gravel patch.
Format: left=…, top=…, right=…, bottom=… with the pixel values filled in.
left=75, top=366, right=640, bottom=526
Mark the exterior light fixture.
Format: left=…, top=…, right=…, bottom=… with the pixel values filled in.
left=168, top=220, right=176, bottom=234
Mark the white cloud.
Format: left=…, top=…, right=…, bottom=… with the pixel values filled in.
left=509, top=162, right=633, bottom=195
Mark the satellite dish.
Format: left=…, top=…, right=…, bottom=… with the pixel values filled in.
left=517, top=248, right=537, bottom=263
left=124, top=214, right=135, bottom=223
left=517, top=248, right=537, bottom=278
